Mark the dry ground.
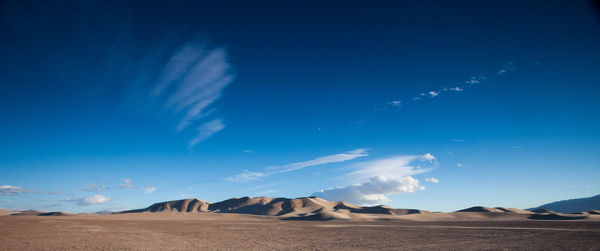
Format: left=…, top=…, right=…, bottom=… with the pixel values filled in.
left=1, top=213, right=599, bottom=250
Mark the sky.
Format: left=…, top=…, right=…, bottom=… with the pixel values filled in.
left=1, top=0, right=599, bottom=213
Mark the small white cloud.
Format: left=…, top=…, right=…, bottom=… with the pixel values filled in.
left=428, top=91, right=439, bottom=97
left=0, top=185, right=34, bottom=196
left=511, top=146, right=523, bottom=149
left=425, top=177, right=439, bottom=183
left=450, top=139, right=464, bottom=142
left=119, top=178, right=135, bottom=189
left=457, top=163, right=463, bottom=167
left=189, top=119, right=225, bottom=146
left=449, top=86, right=463, bottom=91
left=143, top=185, right=157, bottom=194
left=387, top=100, right=402, bottom=107
left=80, top=195, right=110, bottom=206
left=62, top=195, right=111, bottom=206
left=243, top=149, right=254, bottom=154
left=313, top=175, right=424, bottom=205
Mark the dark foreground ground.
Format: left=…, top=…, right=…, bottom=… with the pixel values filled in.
left=1, top=213, right=599, bottom=250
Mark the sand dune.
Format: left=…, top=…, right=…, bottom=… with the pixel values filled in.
left=121, top=196, right=429, bottom=220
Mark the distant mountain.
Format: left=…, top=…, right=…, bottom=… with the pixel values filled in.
left=528, top=194, right=600, bottom=213
left=120, top=196, right=428, bottom=220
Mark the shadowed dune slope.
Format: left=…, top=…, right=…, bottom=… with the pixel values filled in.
left=528, top=213, right=588, bottom=220
left=123, top=199, right=211, bottom=213
left=531, top=209, right=556, bottom=214
left=10, top=210, right=46, bottom=216
left=38, top=212, right=74, bottom=216
left=456, top=206, right=505, bottom=213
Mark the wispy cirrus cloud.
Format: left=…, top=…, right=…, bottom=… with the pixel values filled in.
left=226, top=149, right=369, bottom=181
left=313, top=153, right=436, bottom=205
left=148, top=41, right=234, bottom=145
left=189, top=119, right=225, bottom=147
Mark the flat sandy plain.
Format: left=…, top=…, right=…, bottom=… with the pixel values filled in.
left=1, top=212, right=600, bottom=250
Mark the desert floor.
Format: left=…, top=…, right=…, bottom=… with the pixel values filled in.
left=1, top=213, right=600, bottom=250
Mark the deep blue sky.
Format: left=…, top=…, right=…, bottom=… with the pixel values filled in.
left=1, top=0, right=599, bottom=212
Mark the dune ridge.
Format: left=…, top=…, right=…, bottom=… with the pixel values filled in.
left=120, top=196, right=429, bottom=220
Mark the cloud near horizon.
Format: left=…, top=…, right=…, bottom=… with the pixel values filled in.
left=312, top=153, right=436, bottom=205
left=62, top=195, right=111, bottom=206
left=0, top=185, right=34, bottom=196
left=226, top=149, right=369, bottom=181
left=143, top=185, right=157, bottom=194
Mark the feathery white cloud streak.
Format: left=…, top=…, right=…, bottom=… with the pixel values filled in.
left=141, top=40, right=234, bottom=146
left=226, top=149, right=369, bottom=181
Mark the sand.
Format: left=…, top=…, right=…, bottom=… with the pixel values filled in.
left=1, top=212, right=600, bottom=250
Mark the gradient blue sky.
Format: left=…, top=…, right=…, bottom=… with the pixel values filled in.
left=1, top=0, right=599, bottom=213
